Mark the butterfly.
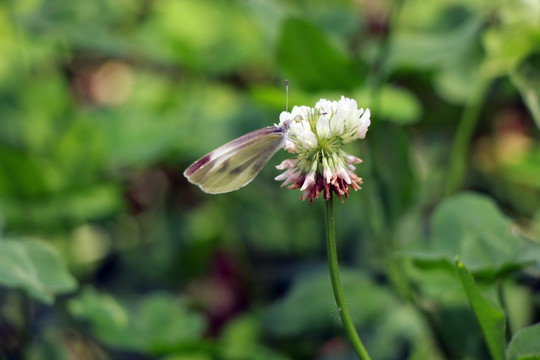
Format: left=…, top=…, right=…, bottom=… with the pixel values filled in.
left=183, top=122, right=290, bottom=194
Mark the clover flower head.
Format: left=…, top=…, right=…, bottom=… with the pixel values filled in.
left=276, top=96, right=371, bottom=204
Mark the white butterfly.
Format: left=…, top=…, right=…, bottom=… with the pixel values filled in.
left=184, top=122, right=290, bottom=194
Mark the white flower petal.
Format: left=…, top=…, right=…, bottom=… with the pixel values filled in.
left=290, top=120, right=317, bottom=149
left=316, top=115, right=331, bottom=139
left=276, top=159, right=295, bottom=170
left=356, top=108, right=371, bottom=139
left=284, top=139, right=296, bottom=153
left=300, top=172, right=316, bottom=191
left=278, top=111, right=291, bottom=127
left=337, top=167, right=351, bottom=184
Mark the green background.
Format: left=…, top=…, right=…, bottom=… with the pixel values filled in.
left=1, top=0, right=540, bottom=359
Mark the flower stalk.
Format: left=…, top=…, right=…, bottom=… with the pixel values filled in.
left=325, top=195, right=372, bottom=360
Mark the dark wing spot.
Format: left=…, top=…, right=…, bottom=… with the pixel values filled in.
left=230, top=166, right=243, bottom=175
left=217, top=159, right=230, bottom=173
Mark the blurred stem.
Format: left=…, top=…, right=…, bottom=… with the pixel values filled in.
left=325, top=195, right=372, bottom=360
left=367, top=0, right=405, bottom=105
left=444, top=78, right=490, bottom=196
left=359, top=145, right=414, bottom=303
left=496, top=277, right=512, bottom=342
left=20, top=292, right=32, bottom=355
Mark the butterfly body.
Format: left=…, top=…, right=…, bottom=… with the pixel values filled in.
left=184, top=123, right=288, bottom=194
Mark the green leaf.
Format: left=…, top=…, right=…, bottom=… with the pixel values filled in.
left=277, top=18, right=361, bottom=91
left=510, top=54, right=540, bottom=129
left=481, top=0, right=540, bottom=123
left=432, top=193, right=519, bottom=271
left=0, top=238, right=77, bottom=304
left=220, top=315, right=292, bottom=360
left=387, top=15, right=485, bottom=104
left=356, top=86, right=422, bottom=124
left=388, top=16, right=484, bottom=71
left=455, top=259, right=506, bottom=360
left=146, top=0, right=268, bottom=73
left=68, top=288, right=206, bottom=352
left=377, top=86, right=422, bottom=124
left=263, top=269, right=397, bottom=337
left=433, top=57, right=483, bottom=105
left=141, top=294, right=207, bottom=352
left=507, top=323, right=540, bottom=360
left=0, top=146, right=53, bottom=198
left=406, top=192, right=539, bottom=277
left=0, top=184, right=124, bottom=230
left=69, top=287, right=140, bottom=349
left=482, top=0, right=540, bottom=79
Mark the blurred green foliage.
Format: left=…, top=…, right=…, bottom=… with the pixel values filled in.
left=0, top=0, right=539, bottom=359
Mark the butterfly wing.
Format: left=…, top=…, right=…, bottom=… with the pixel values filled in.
left=184, top=126, right=286, bottom=194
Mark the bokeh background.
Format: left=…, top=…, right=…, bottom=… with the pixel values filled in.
left=1, top=0, right=540, bottom=359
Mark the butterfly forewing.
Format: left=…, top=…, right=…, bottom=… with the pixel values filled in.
left=184, top=126, right=285, bottom=194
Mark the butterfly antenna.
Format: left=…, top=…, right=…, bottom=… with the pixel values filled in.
left=285, top=79, right=289, bottom=112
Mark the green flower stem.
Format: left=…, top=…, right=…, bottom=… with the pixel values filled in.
left=444, top=77, right=489, bottom=196
left=325, top=195, right=372, bottom=360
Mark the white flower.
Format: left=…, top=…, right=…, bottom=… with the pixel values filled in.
left=276, top=96, right=371, bottom=204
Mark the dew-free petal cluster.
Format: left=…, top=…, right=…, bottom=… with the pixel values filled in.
left=276, top=96, right=371, bottom=204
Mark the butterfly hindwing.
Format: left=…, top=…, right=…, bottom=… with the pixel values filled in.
left=184, top=126, right=285, bottom=194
